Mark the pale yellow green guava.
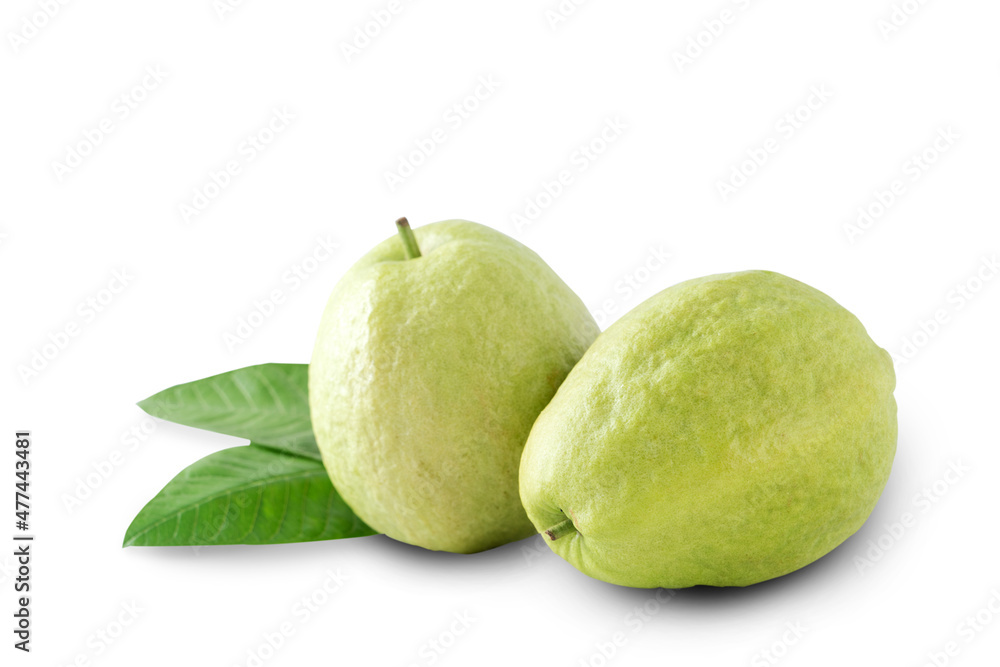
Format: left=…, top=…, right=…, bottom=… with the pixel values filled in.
left=519, top=270, right=897, bottom=587
left=309, top=219, right=598, bottom=554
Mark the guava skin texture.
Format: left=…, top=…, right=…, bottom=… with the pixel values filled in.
left=519, top=270, right=897, bottom=588
left=309, top=220, right=598, bottom=554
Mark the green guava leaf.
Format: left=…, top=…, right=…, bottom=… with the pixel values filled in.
left=137, top=363, right=320, bottom=460
left=123, top=445, right=376, bottom=547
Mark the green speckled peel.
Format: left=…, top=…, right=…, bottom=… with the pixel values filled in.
left=519, top=270, right=897, bottom=587
left=309, top=220, right=598, bottom=554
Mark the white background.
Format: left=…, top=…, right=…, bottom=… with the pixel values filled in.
left=3, top=1, right=999, bottom=665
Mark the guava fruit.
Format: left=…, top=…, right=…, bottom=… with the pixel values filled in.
left=519, top=270, right=897, bottom=587
left=309, top=219, right=598, bottom=554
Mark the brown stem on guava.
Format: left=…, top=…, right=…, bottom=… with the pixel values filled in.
left=544, top=518, right=577, bottom=541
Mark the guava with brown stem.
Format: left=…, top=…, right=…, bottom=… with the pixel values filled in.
left=310, top=218, right=598, bottom=554
left=520, top=270, right=897, bottom=587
